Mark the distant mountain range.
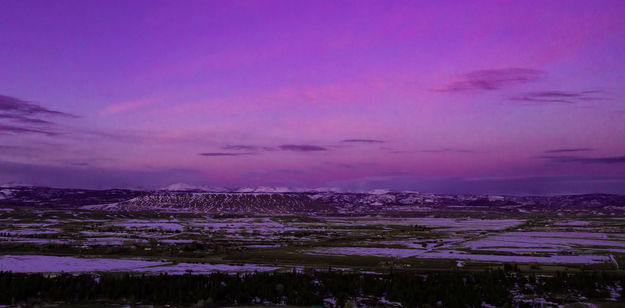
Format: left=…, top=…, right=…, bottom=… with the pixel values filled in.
left=159, top=183, right=344, bottom=193
left=1, top=184, right=625, bottom=215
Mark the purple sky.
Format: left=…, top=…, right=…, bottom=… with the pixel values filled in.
left=1, top=0, right=624, bottom=194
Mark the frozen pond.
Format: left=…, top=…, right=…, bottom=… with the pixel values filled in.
left=0, top=255, right=280, bottom=274
left=0, top=255, right=165, bottom=273
left=464, top=232, right=625, bottom=252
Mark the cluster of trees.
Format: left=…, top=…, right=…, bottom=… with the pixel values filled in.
left=0, top=269, right=623, bottom=307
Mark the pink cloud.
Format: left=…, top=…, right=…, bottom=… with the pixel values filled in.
left=99, top=99, right=155, bottom=116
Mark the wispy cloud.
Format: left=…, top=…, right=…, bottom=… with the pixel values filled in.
left=0, top=113, right=53, bottom=125
left=420, top=148, right=475, bottom=153
left=222, top=145, right=259, bottom=151
left=0, top=95, right=76, bottom=118
left=0, top=95, right=76, bottom=136
left=99, top=99, right=154, bottom=116
left=278, top=144, right=327, bottom=152
left=544, top=148, right=594, bottom=154
left=199, top=152, right=257, bottom=157
left=509, top=90, right=608, bottom=104
left=64, top=161, right=92, bottom=167
left=341, top=139, right=385, bottom=144
left=325, top=161, right=354, bottom=168
left=438, top=68, right=542, bottom=92
left=204, top=143, right=329, bottom=157
left=0, top=124, right=60, bottom=136
left=539, top=155, right=625, bottom=164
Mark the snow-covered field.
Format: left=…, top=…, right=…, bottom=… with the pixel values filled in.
left=464, top=232, right=625, bottom=251
left=0, top=211, right=623, bottom=271
left=0, top=255, right=166, bottom=273
left=297, top=219, right=625, bottom=266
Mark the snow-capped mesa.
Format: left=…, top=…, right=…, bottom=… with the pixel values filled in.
left=159, top=183, right=230, bottom=192
left=235, top=186, right=343, bottom=193
left=160, top=184, right=312, bottom=193
left=0, top=182, right=34, bottom=188
left=259, top=186, right=291, bottom=193
left=304, top=187, right=344, bottom=193
left=368, top=189, right=391, bottom=195
left=235, top=187, right=255, bottom=193
left=0, top=188, right=13, bottom=200
left=236, top=186, right=291, bottom=193
left=117, top=192, right=334, bottom=214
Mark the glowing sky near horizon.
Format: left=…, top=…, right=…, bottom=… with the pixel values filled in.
left=1, top=0, right=624, bottom=194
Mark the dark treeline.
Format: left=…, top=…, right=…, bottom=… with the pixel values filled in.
left=1, top=269, right=623, bottom=307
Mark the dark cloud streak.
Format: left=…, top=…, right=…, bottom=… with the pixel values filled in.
left=205, top=143, right=329, bottom=157
left=544, top=148, right=594, bottom=154
left=420, top=148, right=475, bottom=153
left=539, top=155, right=625, bottom=164
left=509, top=90, right=608, bottom=104
left=341, top=139, right=385, bottom=144
left=199, top=152, right=257, bottom=157
left=0, top=113, right=54, bottom=125
left=0, top=95, right=77, bottom=118
left=222, top=145, right=259, bottom=151
left=278, top=144, right=327, bottom=152
left=0, top=94, right=77, bottom=136
left=438, top=68, right=542, bottom=92
left=0, top=123, right=60, bottom=136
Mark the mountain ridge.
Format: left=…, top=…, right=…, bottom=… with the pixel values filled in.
left=1, top=185, right=625, bottom=215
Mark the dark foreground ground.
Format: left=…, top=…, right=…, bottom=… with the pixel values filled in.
left=2, top=269, right=625, bottom=307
